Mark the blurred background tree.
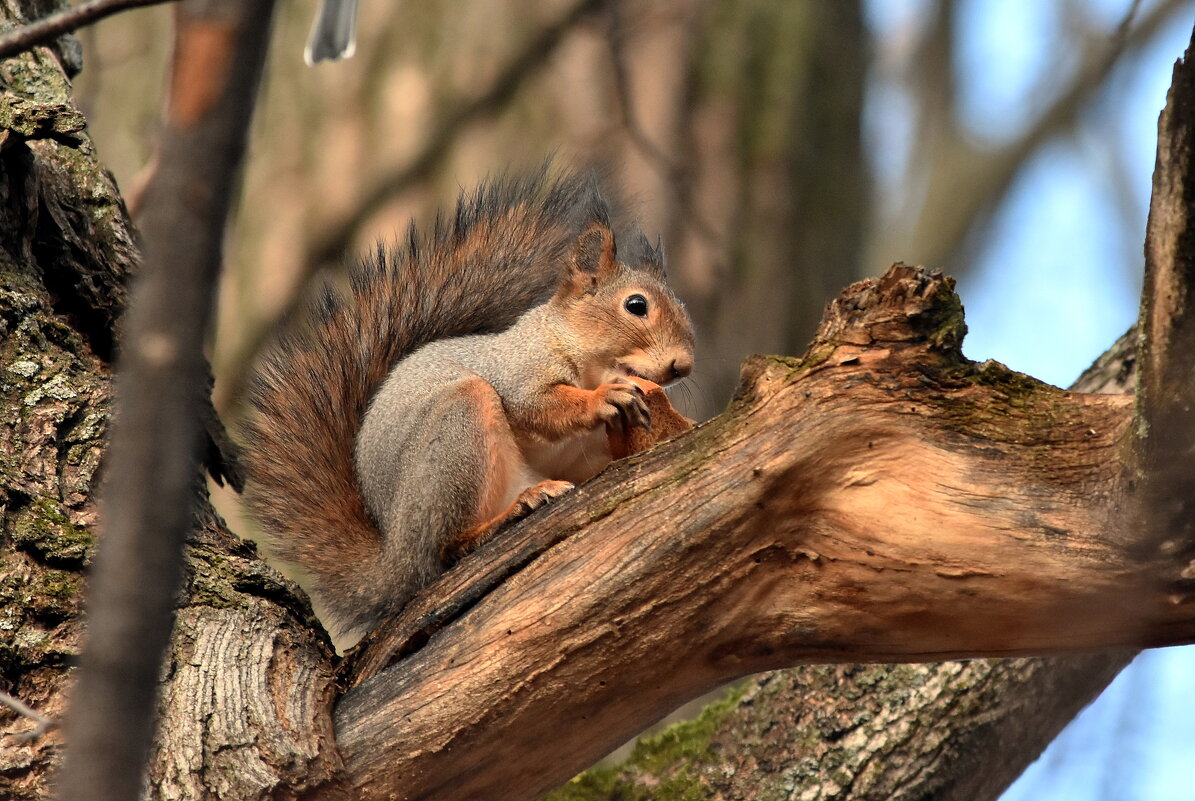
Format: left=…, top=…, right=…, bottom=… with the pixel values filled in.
left=70, top=0, right=1195, bottom=797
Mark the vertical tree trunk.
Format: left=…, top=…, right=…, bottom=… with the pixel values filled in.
left=0, top=5, right=340, bottom=799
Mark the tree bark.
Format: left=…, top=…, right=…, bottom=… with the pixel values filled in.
left=327, top=263, right=1184, bottom=801
left=1, top=5, right=129, bottom=795
left=0, top=3, right=338, bottom=800
left=540, top=332, right=1141, bottom=801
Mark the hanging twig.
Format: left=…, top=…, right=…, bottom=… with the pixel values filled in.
left=0, top=0, right=176, bottom=60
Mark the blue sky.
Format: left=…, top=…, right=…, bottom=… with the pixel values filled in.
left=864, top=1, right=1195, bottom=798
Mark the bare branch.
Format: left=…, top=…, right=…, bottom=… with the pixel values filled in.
left=0, top=0, right=176, bottom=60
left=57, top=3, right=276, bottom=801
left=0, top=689, right=56, bottom=742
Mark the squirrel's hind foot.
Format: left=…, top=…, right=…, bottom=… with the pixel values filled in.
left=441, top=479, right=575, bottom=564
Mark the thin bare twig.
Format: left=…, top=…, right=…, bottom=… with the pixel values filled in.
left=0, top=689, right=56, bottom=742
left=0, top=0, right=176, bottom=60
left=1115, top=0, right=1145, bottom=41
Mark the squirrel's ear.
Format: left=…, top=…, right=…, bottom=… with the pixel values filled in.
left=562, top=221, right=618, bottom=296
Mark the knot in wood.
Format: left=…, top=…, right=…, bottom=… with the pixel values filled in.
left=811, top=262, right=967, bottom=355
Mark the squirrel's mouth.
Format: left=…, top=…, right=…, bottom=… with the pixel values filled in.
left=619, top=363, right=671, bottom=387
left=622, top=365, right=649, bottom=381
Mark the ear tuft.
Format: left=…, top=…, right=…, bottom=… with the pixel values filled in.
left=619, top=227, right=667, bottom=279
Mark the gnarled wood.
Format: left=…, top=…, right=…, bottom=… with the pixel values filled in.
left=329, top=264, right=1189, bottom=801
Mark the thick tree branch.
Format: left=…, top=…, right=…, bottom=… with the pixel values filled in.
left=545, top=327, right=1142, bottom=801
left=323, top=262, right=1192, bottom=801
left=1139, top=40, right=1195, bottom=556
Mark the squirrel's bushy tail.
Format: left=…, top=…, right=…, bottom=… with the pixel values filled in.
left=242, top=167, right=604, bottom=641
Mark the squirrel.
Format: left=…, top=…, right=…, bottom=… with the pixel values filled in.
left=242, top=169, right=695, bottom=647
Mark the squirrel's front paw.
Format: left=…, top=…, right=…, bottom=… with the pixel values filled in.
left=592, top=378, right=652, bottom=432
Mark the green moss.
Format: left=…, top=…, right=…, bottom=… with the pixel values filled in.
left=11, top=497, right=94, bottom=565
left=0, top=96, right=85, bottom=141
left=794, top=344, right=835, bottom=372
left=0, top=553, right=79, bottom=673
left=915, top=357, right=1087, bottom=456
left=551, top=767, right=710, bottom=801
left=628, top=686, right=745, bottom=771
left=24, top=568, right=81, bottom=622
left=544, top=686, right=747, bottom=801
left=919, top=275, right=967, bottom=353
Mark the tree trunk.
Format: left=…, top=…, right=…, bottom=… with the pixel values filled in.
left=0, top=5, right=339, bottom=799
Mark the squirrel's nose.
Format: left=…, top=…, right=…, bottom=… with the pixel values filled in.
left=669, top=357, right=693, bottom=382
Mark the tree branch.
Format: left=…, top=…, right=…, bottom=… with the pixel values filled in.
left=1136, top=33, right=1195, bottom=591
left=0, top=0, right=176, bottom=60
left=324, top=260, right=1192, bottom=801
left=875, top=0, right=1190, bottom=271
left=0, top=689, right=56, bottom=741
left=546, top=324, right=1142, bottom=801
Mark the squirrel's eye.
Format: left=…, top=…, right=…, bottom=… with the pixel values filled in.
left=624, top=294, right=649, bottom=317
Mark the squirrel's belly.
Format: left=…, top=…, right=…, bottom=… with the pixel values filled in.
left=518, top=426, right=612, bottom=487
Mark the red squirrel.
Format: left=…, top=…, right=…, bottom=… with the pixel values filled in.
left=242, top=169, right=695, bottom=647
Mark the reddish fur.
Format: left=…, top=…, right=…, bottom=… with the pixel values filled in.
left=446, top=480, right=575, bottom=562
left=439, top=378, right=522, bottom=561
left=241, top=170, right=603, bottom=633
left=510, top=382, right=638, bottom=441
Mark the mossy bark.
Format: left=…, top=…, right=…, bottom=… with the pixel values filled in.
left=1, top=7, right=125, bottom=794
left=0, top=4, right=339, bottom=799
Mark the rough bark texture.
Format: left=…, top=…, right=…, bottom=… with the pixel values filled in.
left=0, top=6, right=129, bottom=795
left=327, top=263, right=1185, bottom=801
left=144, top=519, right=340, bottom=801
left=545, top=656, right=1133, bottom=801
left=543, top=330, right=1140, bottom=801
left=0, top=3, right=339, bottom=799
left=1139, top=26, right=1195, bottom=577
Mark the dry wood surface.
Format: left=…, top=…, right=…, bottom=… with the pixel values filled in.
left=328, top=264, right=1191, bottom=801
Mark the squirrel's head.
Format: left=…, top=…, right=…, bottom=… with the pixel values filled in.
left=552, top=221, right=695, bottom=388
